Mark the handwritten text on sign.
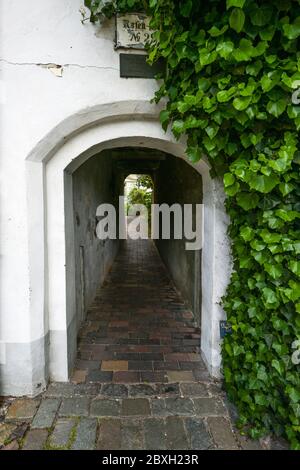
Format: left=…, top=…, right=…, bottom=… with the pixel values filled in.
left=115, top=14, right=153, bottom=50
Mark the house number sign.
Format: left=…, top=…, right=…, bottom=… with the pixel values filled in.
left=115, top=13, right=153, bottom=50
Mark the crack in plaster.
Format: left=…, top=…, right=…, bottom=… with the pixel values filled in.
left=0, top=58, right=118, bottom=72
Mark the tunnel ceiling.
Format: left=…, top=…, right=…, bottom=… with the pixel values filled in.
left=112, top=147, right=168, bottom=174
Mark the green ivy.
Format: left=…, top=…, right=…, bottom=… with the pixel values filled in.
left=84, top=0, right=300, bottom=449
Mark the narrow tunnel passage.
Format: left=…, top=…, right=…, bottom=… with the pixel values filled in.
left=70, top=147, right=204, bottom=384
left=72, top=238, right=206, bottom=384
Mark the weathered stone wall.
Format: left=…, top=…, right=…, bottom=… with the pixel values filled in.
left=154, top=155, right=203, bottom=322
left=72, top=150, right=119, bottom=330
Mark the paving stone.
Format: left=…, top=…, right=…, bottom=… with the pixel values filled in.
left=71, top=370, right=87, bottom=384
left=10, top=423, right=28, bottom=441
left=237, top=434, right=262, bottom=450
left=193, top=398, right=227, bottom=416
left=156, top=383, right=180, bottom=396
left=71, top=418, right=97, bottom=450
left=144, top=418, right=167, bottom=450
left=97, top=418, right=121, bottom=450
left=113, top=371, right=140, bottom=383
left=270, top=436, right=290, bottom=450
left=129, top=361, right=153, bottom=371
left=122, top=398, right=150, bottom=416
left=87, top=371, right=113, bottom=383
left=6, top=399, right=39, bottom=421
left=208, top=382, right=223, bottom=397
left=153, top=361, right=179, bottom=371
left=180, top=382, right=209, bottom=397
left=129, top=384, right=156, bottom=397
left=207, top=417, right=239, bottom=450
left=90, top=398, right=120, bottom=416
left=45, top=382, right=99, bottom=397
left=167, top=371, right=194, bottom=382
left=59, top=397, right=89, bottom=417
left=32, top=399, right=60, bottom=428
left=75, top=360, right=100, bottom=370
left=185, top=418, right=213, bottom=450
left=2, top=439, right=19, bottom=450
left=164, top=397, right=194, bottom=416
left=48, top=418, right=76, bottom=449
left=192, top=369, right=211, bottom=382
left=0, top=423, right=16, bottom=446
left=121, top=419, right=144, bottom=450
left=141, top=371, right=168, bottom=382
left=22, top=429, right=48, bottom=450
left=101, top=383, right=128, bottom=398
left=165, top=416, right=189, bottom=450
left=151, top=398, right=168, bottom=416
left=102, top=360, right=128, bottom=371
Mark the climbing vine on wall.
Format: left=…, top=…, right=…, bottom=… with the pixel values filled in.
left=83, top=0, right=300, bottom=449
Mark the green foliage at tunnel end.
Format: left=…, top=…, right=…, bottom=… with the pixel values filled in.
left=83, top=0, right=300, bottom=449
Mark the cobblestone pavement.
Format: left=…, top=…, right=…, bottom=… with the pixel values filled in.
left=0, top=240, right=287, bottom=450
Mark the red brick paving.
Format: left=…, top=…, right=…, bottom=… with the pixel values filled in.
left=72, top=239, right=205, bottom=384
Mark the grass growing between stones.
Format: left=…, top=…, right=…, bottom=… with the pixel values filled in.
left=43, top=417, right=79, bottom=450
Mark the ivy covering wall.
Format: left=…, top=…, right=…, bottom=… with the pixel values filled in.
left=83, top=0, right=300, bottom=449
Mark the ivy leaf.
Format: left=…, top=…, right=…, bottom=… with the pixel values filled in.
left=217, top=87, right=236, bottom=102
left=159, top=110, right=170, bottom=131
left=198, top=77, right=210, bottom=91
left=180, top=0, right=193, bottom=17
left=216, top=41, right=234, bottom=59
left=271, top=359, right=285, bottom=375
left=267, top=99, right=287, bottom=117
left=251, top=6, right=273, bottom=27
left=208, top=25, right=228, bottom=37
left=226, top=0, right=245, bottom=8
left=236, top=192, right=259, bottom=210
left=205, top=123, right=219, bottom=139
left=246, top=61, right=263, bottom=76
left=233, top=96, right=252, bottom=111
left=288, top=260, right=300, bottom=277
left=232, top=38, right=254, bottom=61
left=248, top=174, right=279, bottom=193
left=263, top=288, right=279, bottom=309
left=264, top=263, right=283, bottom=280
left=172, top=120, right=185, bottom=138
left=283, top=17, right=300, bottom=40
left=186, top=146, right=202, bottom=163
left=224, top=173, right=235, bottom=187
left=200, top=49, right=218, bottom=66
left=240, top=226, right=255, bottom=241
left=229, top=8, right=245, bottom=33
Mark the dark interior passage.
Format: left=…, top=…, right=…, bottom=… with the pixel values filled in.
left=72, top=238, right=205, bottom=384
left=70, top=147, right=203, bottom=382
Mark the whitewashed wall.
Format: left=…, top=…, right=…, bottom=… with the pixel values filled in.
left=0, top=0, right=231, bottom=396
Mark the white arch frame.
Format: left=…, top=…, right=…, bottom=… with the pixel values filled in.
left=26, top=100, right=231, bottom=383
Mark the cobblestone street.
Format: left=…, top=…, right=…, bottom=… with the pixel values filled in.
left=0, top=239, right=268, bottom=450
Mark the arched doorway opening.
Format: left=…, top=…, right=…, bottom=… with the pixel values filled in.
left=25, top=100, right=230, bottom=391
left=70, top=147, right=203, bottom=383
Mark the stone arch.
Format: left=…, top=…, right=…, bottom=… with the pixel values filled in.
left=26, top=100, right=231, bottom=386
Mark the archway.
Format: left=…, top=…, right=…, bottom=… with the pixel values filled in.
left=25, top=100, right=231, bottom=388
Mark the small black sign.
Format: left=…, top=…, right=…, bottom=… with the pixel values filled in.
left=220, top=320, right=232, bottom=339
left=120, top=53, right=165, bottom=79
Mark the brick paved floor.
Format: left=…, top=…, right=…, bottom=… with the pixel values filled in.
left=0, top=239, right=286, bottom=450
left=72, top=238, right=204, bottom=384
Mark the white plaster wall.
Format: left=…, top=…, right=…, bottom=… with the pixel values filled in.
left=0, top=0, right=231, bottom=394
left=0, top=0, right=158, bottom=394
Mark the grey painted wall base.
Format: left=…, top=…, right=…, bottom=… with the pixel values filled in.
left=201, top=349, right=222, bottom=380
left=0, top=335, right=49, bottom=397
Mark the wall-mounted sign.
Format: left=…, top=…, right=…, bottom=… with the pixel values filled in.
left=119, top=53, right=165, bottom=79
left=115, top=13, right=152, bottom=50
